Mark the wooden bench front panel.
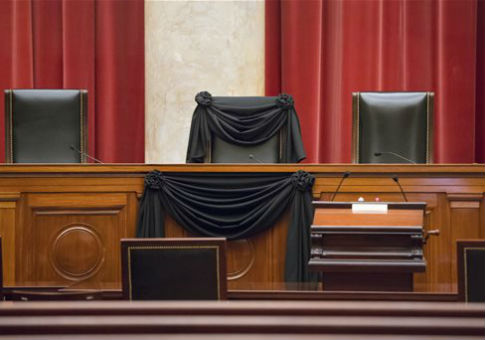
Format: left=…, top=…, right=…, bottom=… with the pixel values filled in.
left=0, top=164, right=481, bottom=292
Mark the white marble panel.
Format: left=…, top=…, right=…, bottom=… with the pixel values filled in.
left=145, top=0, right=265, bottom=163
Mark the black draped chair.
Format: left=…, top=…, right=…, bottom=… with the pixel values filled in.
left=457, top=240, right=485, bottom=302
left=186, top=92, right=305, bottom=163
left=5, top=89, right=88, bottom=163
left=121, top=238, right=227, bottom=300
left=352, top=92, right=434, bottom=164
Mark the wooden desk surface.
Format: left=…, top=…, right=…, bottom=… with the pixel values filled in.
left=0, top=164, right=483, bottom=292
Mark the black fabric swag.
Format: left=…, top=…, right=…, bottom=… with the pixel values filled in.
left=136, top=170, right=317, bottom=282
left=186, top=92, right=306, bottom=163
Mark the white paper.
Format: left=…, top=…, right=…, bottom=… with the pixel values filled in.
left=352, top=203, right=388, bottom=214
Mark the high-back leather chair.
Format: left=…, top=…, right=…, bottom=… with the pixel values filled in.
left=5, top=89, right=88, bottom=163
left=204, top=96, right=283, bottom=163
left=186, top=93, right=305, bottom=163
left=457, top=240, right=485, bottom=302
left=121, top=238, right=227, bottom=300
left=210, top=133, right=281, bottom=163
left=352, top=92, right=434, bottom=164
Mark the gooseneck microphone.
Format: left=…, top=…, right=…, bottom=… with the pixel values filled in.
left=392, top=175, right=408, bottom=202
left=248, top=154, right=264, bottom=164
left=374, top=151, right=416, bottom=164
left=330, top=171, right=351, bottom=201
left=70, top=145, right=104, bottom=164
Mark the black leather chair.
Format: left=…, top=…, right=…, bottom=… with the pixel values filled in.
left=210, top=133, right=281, bottom=163
left=5, top=89, right=88, bottom=163
left=187, top=93, right=307, bottom=163
left=121, top=238, right=227, bottom=300
left=352, top=92, right=434, bottom=164
left=206, top=96, right=284, bottom=163
left=457, top=240, right=485, bottom=302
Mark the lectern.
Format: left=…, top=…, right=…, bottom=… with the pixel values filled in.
left=308, top=202, right=426, bottom=292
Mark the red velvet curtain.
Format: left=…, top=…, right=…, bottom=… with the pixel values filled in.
left=266, top=0, right=484, bottom=163
left=0, top=0, right=144, bottom=163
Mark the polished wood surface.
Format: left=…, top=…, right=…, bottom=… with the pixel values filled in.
left=0, top=301, right=482, bottom=338
left=310, top=202, right=426, bottom=291
left=0, top=300, right=482, bottom=317
left=0, top=164, right=482, bottom=292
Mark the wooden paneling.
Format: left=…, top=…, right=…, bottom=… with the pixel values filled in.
left=15, top=193, right=138, bottom=289
left=164, top=213, right=290, bottom=289
left=447, top=194, right=484, bottom=292
left=0, top=164, right=482, bottom=292
left=0, top=193, right=19, bottom=285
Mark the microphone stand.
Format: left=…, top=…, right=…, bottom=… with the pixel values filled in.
left=70, top=145, right=104, bottom=164
left=330, top=171, right=351, bottom=201
left=374, top=151, right=416, bottom=164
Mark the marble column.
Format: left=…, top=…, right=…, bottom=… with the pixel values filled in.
left=145, top=0, right=265, bottom=163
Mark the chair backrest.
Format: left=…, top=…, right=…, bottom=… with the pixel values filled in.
left=5, top=89, right=88, bottom=163
left=205, top=95, right=285, bottom=163
left=457, top=240, right=485, bottom=302
left=352, top=92, right=434, bottom=164
left=121, top=238, right=227, bottom=300
left=209, top=133, right=282, bottom=163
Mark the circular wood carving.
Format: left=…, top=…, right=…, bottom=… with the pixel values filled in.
left=226, top=239, right=255, bottom=280
left=50, top=224, right=105, bottom=281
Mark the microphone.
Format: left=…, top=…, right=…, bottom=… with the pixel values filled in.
left=248, top=154, right=264, bottom=164
left=70, top=145, right=104, bottom=164
left=330, top=171, right=351, bottom=201
left=374, top=151, right=416, bottom=164
left=392, top=175, right=408, bottom=202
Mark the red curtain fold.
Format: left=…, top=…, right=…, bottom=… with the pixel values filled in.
left=0, top=0, right=144, bottom=163
left=266, top=0, right=484, bottom=163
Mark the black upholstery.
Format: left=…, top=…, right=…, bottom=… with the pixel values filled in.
left=206, top=96, right=284, bottom=163
left=352, top=92, right=433, bottom=163
left=457, top=240, right=485, bottom=302
left=121, top=238, right=227, bottom=300
left=186, top=93, right=305, bottom=163
left=5, top=89, right=88, bottom=163
left=211, top=133, right=280, bottom=163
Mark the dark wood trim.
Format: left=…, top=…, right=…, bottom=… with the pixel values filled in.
left=0, top=164, right=482, bottom=175
left=0, top=300, right=480, bottom=317
left=227, top=290, right=459, bottom=302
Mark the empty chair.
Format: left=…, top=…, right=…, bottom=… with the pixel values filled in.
left=5, top=89, right=88, bottom=163
left=186, top=92, right=306, bottom=163
left=352, top=92, right=434, bottom=164
left=121, top=238, right=227, bottom=300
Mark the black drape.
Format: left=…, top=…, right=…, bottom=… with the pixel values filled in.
left=186, top=92, right=306, bottom=163
left=136, top=170, right=316, bottom=282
